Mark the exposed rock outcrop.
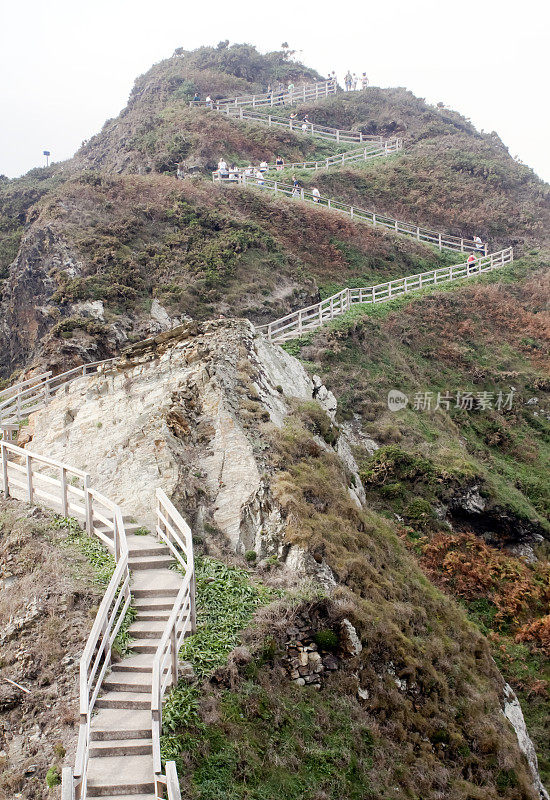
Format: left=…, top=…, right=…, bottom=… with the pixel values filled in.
left=23, top=320, right=354, bottom=569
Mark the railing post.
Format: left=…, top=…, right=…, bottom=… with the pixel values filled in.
left=336, top=130, right=340, bottom=143
left=373, top=214, right=376, bottom=226
left=347, top=288, right=351, bottom=309
left=113, top=514, right=120, bottom=561
left=239, top=107, right=243, bottom=119
left=44, top=378, right=51, bottom=405
left=84, top=474, right=93, bottom=535
left=170, top=625, right=178, bottom=686
left=274, top=182, right=278, bottom=193
left=300, top=188, right=304, bottom=200
left=328, top=199, right=331, bottom=209
left=416, top=227, right=420, bottom=241
left=438, top=233, right=442, bottom=251
left=460, top=238, right=464, bottom=252
left=298, top=311, right=303, bottom=334
left=268, top=115, right=272, bottom=126
left=26, top=453, right=33, bottom=503
left=350, top=206, right=354, bottom=218
left=61, top=466, right=69, bottom=516
left=1, top=443, right=9, bottom=498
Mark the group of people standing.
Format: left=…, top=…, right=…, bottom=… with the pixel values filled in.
left=343, top=72, right=369, bottom=91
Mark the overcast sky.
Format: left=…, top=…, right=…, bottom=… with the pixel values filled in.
left=2, top=0, right=549, bottom=183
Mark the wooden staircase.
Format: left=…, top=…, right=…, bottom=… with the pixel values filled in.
left=84, top=530, right=183, bottom=799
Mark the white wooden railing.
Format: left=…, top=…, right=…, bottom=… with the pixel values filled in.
left=0, top=367, right=188, bottom=800
left=209, top=104, right=379, bottom=144
left=257, top=247, right=514, bottom=342
left=190, top=78, right=336, bottom=108
left=228, top=174, right=488, bottom=255
left=0, top=360, right=114, bottom=426
left=152, top=489, right=196, bottom=800
left=0, top=436, right=130, bottom=800
left=212, top=139, right=402, bottom=181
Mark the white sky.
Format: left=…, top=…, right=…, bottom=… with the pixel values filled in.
left=1, top=0, right=549, bottom=182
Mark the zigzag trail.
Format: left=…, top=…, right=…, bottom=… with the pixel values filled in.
left=207, top=79, right=513, bottom=342
left=0, top=79, right=515, bottom=799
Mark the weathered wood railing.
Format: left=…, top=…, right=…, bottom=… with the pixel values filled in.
left=230, top=174, right=488, bottom=255
left=0, top=437, right=131, bottom=799
left=257, top=247, right=514, bottom=343
left=209, top=104, right=379, bottom=143
left=0, top=359, right=114, bottom=425
left=212, top=139, right=402, bottom=181
left=190, top=78, right=336, bottom=108
left=152, top=489, right=196, bottom=800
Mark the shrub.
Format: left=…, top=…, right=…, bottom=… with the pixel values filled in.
left=245, top=550, right=257, bottom=562
left=46, top=766, right=61, bottom=788
left=313, top=629, right=339, bottom=650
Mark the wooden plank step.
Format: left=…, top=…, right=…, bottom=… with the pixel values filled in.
left=86, top=754, right=154, bottom=797
left=95, top=691, right=151, bottom=710
left=89, top=708, right=151, bottom=741
left=89, top=738, right=153, bottom=757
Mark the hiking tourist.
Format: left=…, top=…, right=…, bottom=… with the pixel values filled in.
left=312, top=187, right=321, bottom=203
left=474, top=235, right=484, bottom=253
left=193, top=92, right=200, bottom=102
left=217, top=158, right=228, bottom=178
left=352, top=73, right=358, bottom=90
left=244, top=164, right=255, bottom=177
left=256, top=169, right=265, bottom=186
left=259, top=160, right=269, bottom=174
left=275, top=156, right=284, bottom=171
left=345, top=71, right=352, bottom=91
left=289, top=112, right=298, bottom=130
left=361, top=73, right=369, bottom=89
left=467, top=252, right=477, bottom=270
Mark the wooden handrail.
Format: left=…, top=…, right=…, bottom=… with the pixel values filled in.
left=259, top=248, right=513, bottom=342
left=152, top=489, right=196, bottom=792
left=189, top=78, right=336, bottom=109
left=0, top=359, right=115, bottom=426
left=210, top=104, right=377, bottom=143
left=0, top=421, right=131, bottom=800
left=212, top=139, right=402, bottom=181
left=232, top=174, right=487, bottom=255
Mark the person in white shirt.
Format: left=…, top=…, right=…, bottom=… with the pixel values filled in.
left=312, top=187, right=321, bottom=203
left=244, top=164, right=254, bottom=177
left=352, top=74, right=358, bottom=90
left=217, top=159, right=228, bottom=179
left=474, top=236, right=484, bottom=252
left=361, top=73, right=369, bottom=90
left=205, top=95, right=213, bottom=108
left=255, top=169, right=265, bottom=185
left=259, top=161, right=269, bottom=174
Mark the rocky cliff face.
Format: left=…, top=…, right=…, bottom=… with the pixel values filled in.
left=23, top=320, right=345, bottom=574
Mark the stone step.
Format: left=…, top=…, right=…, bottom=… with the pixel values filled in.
left=111, top=654, right=155, bottom=674
left=90, top=796, right=155, bottom=800
left=130, top=620, right=167, bottom=638
left=131, top=642, right=158, bottom=654
left=86, top=753, right=154, bottom=796
left=135, top=609, right=171, bottom=622
left=128, top=545, right=170, bottom=558
left=132, top=587, right=179, bottom=599
left=102, top=671, right=152, bottom=693
left=89, top=708, right=151, bottom=741
left=132, top=597, right=175, bottom=611
left=128, top=555, right=174, bottom=571
left=95, top=691, right=151, bottom=710
left=89, top=738, right=153, bottom=758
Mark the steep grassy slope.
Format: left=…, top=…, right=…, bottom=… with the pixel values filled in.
left=283, top=258, right=550, bottom=787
